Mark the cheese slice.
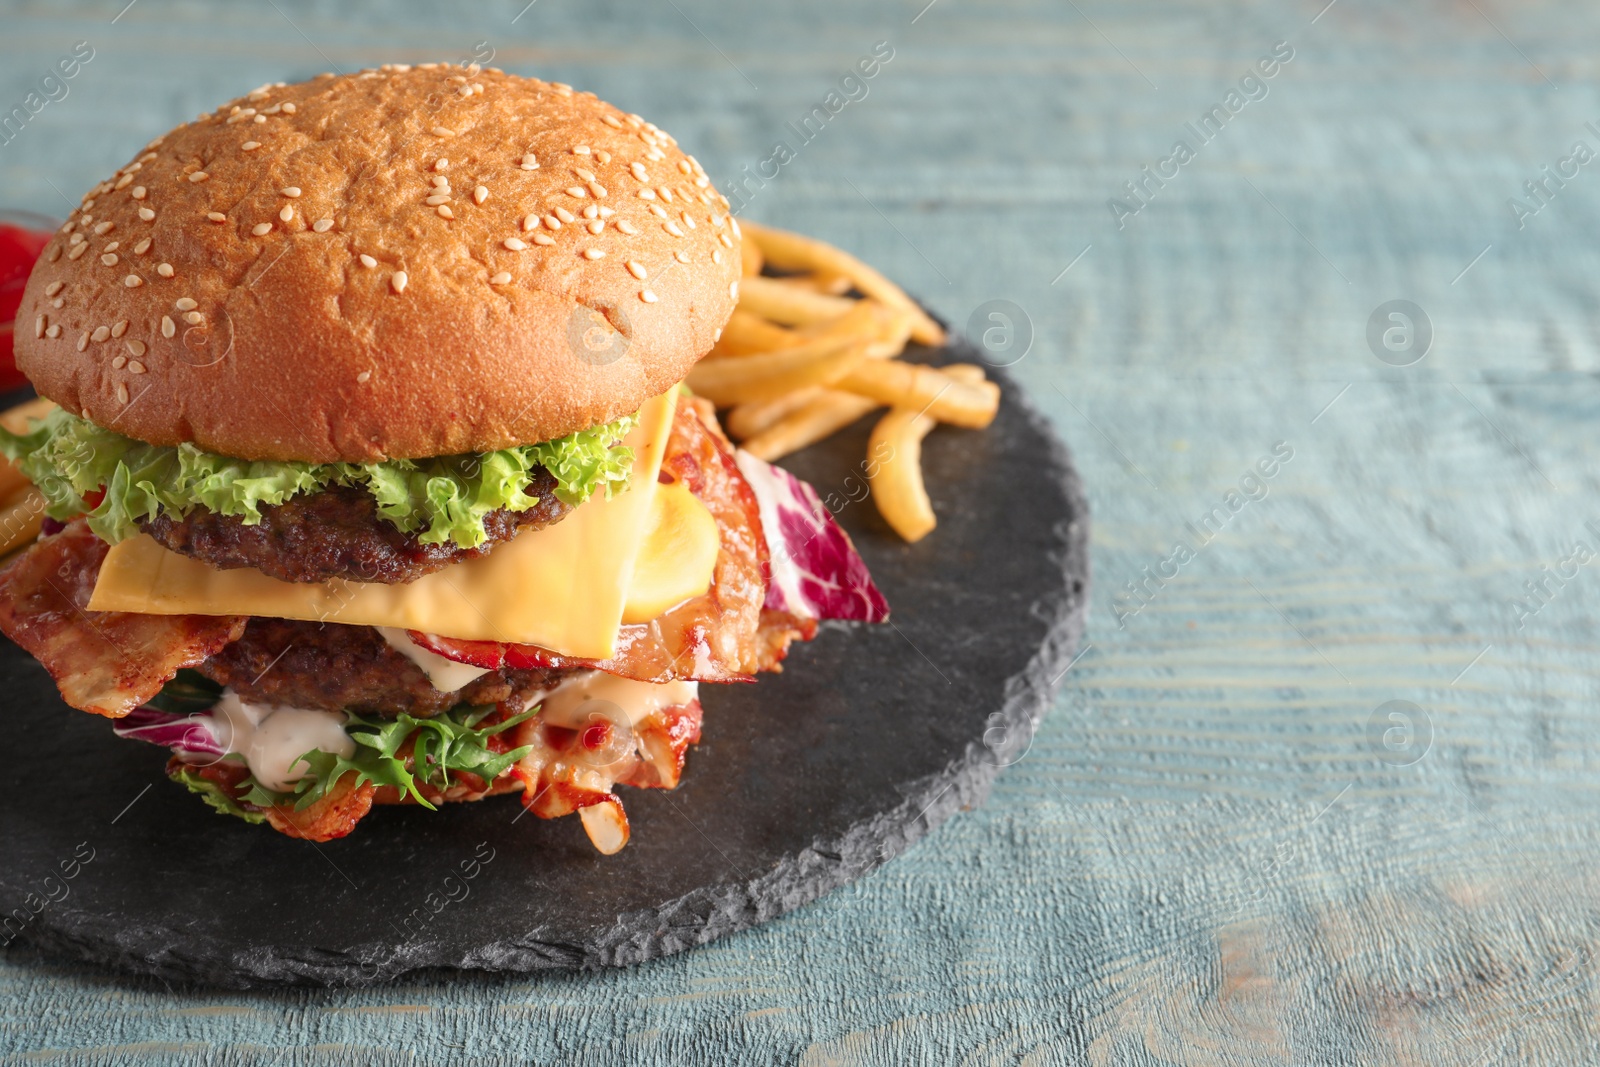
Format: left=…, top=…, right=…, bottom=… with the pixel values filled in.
left=88, top=389, right=679, bottom=660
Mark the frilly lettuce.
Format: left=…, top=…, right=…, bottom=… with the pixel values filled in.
left=0, top=407, right=636, bottom=549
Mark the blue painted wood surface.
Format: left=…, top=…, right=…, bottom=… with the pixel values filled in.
left=3, top=0, right=1599, bottom=1062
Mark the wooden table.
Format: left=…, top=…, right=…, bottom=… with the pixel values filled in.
left=3, top=0, right=1595, bottom=1062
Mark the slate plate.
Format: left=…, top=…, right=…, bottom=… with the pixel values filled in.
left=0, top=335, right=1089, bottom=989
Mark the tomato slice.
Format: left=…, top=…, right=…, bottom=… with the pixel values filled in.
left=0, top=221, right=57, bottom=393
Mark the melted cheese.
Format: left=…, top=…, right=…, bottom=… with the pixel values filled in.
left=533, top=670, right=700, bottom=728
left=88, top=390, right=679, bottom=660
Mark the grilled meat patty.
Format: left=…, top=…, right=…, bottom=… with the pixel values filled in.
left=195, top=617, right=565, bottom=717
left=139, top=473, right=571, bottom=584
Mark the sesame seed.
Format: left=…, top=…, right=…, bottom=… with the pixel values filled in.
left=588, top=219, right=604, bottom=235
left=47, top=244, right=59, bottom=262
left=574, top=168, right=596, bottom=182
left=101, top=253, right=119, bottom=266
left=139, top=208, right=156, bottom=221
left=719, top=232, right=734, bottom=248
left=111, top=354, right=126, bottom=370
left=127, top=339, right=146, bottom=356
left=124, top=275, right=143, bottom=288
left=189, top=171, right=209, bottom=183
left=91, top=326, right=110, bottom=342
left=678, top=160, right=692, bottom=174
left=207, top=212, right=226, bottom=223
left=730, top=282, right=739, bottom=300
left=51, top=298, right=62, bottom=309
left=112, top=320, right=129, bottom=338
left=391, top=271, right=408, bottom=293
left=252, top=223, right=273, bottom=236
left=640, top=289, right=657, bottom=303
left=566, top=186, right=587, bottom=198
left=175, top=298, right=197, bottom=311
left=156, top=262, right=174, bottom=277
left=68, top=244, right=88, bottom=260
left=161, top=316, right=175, bottom=337
left=521, top=214, right=539, bottom=232
left=626, top=260, right=647, bottom=280
left=281, top=187, right=303, bottom=198
left=573, top=145, right=591, bottom=155
left=598, top=206, right=615, bottom=218
left=282, top=102, right=296, bottom=114
left=588, top=182, right=607, bottom=198
left=314, top=218, right=335, bottom=233
left=129, top=360, right=146, bottom=374
left=116, top=383, right=129, bottom=404
left=431, top=176, right=450, bottom=189
left=242, top=141, right=261, bottom=151
left=675, top=250, right=689, bottom=263
left=490, top=271, right=512, bottom=284
left=559, top=208, right=580, bottom=225
left=425, top=194, right=451, bottom=206
left=134, top=238, right=152, bottom=254
left=45, top=282, right=63, bottom=296
left=76, top=332, right=88, bottom=351
left=280, top=206, right=296, bottom=223
left=359, top=254, right=377, bottom=268
left=712, top=249, right=723, bottom=264
left=659, top=187, right=675, bottom=203
left=474, top=185, right=488, bottom=205
left=432, top=126, right=455, bottom=137
left=649, top=204, right=668, bottom=218
left=665, top=222, right=684, bottom=237
left=504, top=237, right=527, bottom=250
left=582, top=248, right=605, bottom=260
left=70, top=233, right=85, bottom=245
left=254, top=115, right=266, bottom=123
left=46, top=324, right=60, bottom=338
left=184, top=311, right=204, bottom=324
left=437, top=205, right=455, bottom=219
left=602, top=115, right=624, bottom=129
left=616, top=220, right=639, bottom=235
left=434, top=158, right=449, bottom=171
left=532, top=233, right=554, bottom=246
left=357, top=370, right=371, bottom=383
left=93, top=221, right=114, bottom=235
left=541, top=215, right=562, bottom=231
left=596, top=150, right=612, bottom=164
left=115, top=175, right=133, bottom=190
left=638, top=189, right=656, bottom=200
left=631, top=163, right=649, bottom=181
left=33, top=316, right=44, bottom=339
left=458, top=86, right=473, bottom=98
left=729, top=217, right=741, bottom=238
left=681, top=211, right=696, bottom=230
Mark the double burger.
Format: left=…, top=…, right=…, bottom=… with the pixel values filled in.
left=0, top=64, right=887, bottom=852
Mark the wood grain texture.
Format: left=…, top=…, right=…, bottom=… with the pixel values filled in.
left=3, top=0, right=1600, bottom=1061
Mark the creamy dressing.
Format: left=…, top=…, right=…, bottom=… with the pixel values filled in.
left=378, top=626, right=493, bottom=692
left=211, top=690, right=355, bottom=792
left=531, top=671, right=699, bottom=729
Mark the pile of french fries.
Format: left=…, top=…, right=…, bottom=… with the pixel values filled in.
left=0, top=397, right=50, bottom=557
left=690, top=221, right=1000, bottom=543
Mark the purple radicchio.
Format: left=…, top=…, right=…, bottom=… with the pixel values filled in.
left=113, top=704, right=227, bottom=762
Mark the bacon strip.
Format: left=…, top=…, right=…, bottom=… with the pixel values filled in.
left=0, top=518, right=245, bottom=718
left=410, top=396, right=810, bottom=683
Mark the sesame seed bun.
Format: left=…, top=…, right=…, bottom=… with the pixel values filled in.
left=16, top=64, right=742, bottom=462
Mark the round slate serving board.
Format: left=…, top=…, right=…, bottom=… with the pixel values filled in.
left=0, top=337, right=1088, bottom=989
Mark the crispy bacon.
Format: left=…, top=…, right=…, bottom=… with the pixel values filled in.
left=0, top=518, right=245, bottom=718
left=410, top=396, right=808, bottom=683
left=175, top=757, right=375, bottom=843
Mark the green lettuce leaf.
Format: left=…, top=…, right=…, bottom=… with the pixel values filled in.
left=240, top=704, right=538, bottom=813
left=169, top=764, right=267, bottom=825
left=0, top=407, right=636, bottom=549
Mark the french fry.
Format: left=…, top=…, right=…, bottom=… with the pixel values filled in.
left=772, top=272, right=854, bottom=296
left=0, top=461, right=28, bottom=504
left=710, top=308, right=804, bottom=358
left=736, top=275, right=858, bottom=327
left=0, top=396, right=54, bottom=434
left=837, top=360, right=999, bottom=429
left=868, top=408, right=937, bottom=542
left=742, top=220, right=947, bottom=347
left=685, top=337, right=864, bottom=407
left=741, top=390, right=881, bottom=462
left=940, top=363, right=989, bottom=385
left=0, top=487, right=45, bottom=557
left=740, top=232, right=764, bottom=278
left=724, top=387, right=823, bottom=441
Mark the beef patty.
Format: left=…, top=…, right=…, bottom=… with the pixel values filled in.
left=195, top=618, right=565, bottom=717
left=140, top=472, right=571, bottom=584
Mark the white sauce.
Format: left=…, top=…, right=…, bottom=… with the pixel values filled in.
left=378, top=627, right=492, bottom=692
left=531, top=671, right=699, bottom=729
left=212, top=690, right=355, bottom=792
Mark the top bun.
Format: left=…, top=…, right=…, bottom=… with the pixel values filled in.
left=15, top=64, right=742, bottom=462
